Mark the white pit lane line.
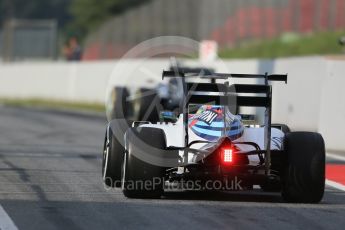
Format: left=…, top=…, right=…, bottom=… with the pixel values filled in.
left=326, top=179, right=345, bottom=192
left=327, top=153, right=345, bottom=162
left=0, top=205, right=18, bottom=230
left=326, top=152, right=345, bottom=192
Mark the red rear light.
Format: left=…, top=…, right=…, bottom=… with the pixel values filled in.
left=222, top=148, right=233, bottom=164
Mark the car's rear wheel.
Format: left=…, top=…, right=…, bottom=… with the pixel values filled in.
left=122, top=127, right=166, bottom=198
left=134, top=88, right=161, bottom=123
left=107, top=87, right=133, bottom=121
left=282, top=132, right=325, bottom=203
left=102, top=121, right=127, bottom=188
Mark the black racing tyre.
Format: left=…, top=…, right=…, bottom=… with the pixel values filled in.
left=272, top=124, right=291, bottom=134
left=282, top=132, right=325, bottom=203
left=107, top=87, right=133, bottom=121
left=122, top=127, right=166, bottom=198
left=102, top=121, right=127, bottom=188
left=134, top=88, right=161, bottom=122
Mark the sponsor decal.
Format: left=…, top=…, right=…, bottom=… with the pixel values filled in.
left=197, top=110, right=218, bottom=125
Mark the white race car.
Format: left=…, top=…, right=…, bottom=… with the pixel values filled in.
left=102, top=70, right=325, bottom=203
left=106, top=65, right=215, bottom=122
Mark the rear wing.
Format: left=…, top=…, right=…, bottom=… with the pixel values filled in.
left=187, top=83, right=272, bottom=108
left=163, top=70, right=287, bottom=175
left=167, top=67, right=215, bottom=76
left=167, top=67, right=217, bottom=83
left=164, top=70, right=287, bottom=108
left=162, top=70, right=287, bottom=83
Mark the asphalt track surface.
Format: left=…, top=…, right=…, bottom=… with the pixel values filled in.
left=0, top=105, right=344, bottom=230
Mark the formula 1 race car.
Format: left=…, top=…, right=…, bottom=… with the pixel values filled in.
left=102, top=70, right=325, bottom=203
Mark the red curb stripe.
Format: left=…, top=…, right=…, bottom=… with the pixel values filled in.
left=326, top=164, right=345, bottom=185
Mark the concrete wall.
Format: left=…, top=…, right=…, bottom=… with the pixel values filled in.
left=271, top=57, right=327, bottom=131
left=0, top=57, right=344, bottom=151
left=318, top=59, right=345, bottom=151
left=0, top=30, right=3, bottom=57
left=0, top=61, right=115, bottom=103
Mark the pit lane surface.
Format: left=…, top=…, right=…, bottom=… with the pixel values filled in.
left=0, top=106, right=344, bottom=230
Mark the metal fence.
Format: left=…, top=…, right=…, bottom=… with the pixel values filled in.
left=1, top=19, right=58, bottom=61
left=84, top=0, right=345, bottom=60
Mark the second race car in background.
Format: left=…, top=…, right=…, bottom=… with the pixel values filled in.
left=106, top=64, right=216, bottom=122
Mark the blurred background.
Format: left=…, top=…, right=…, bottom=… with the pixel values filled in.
left=0, top=0, right=344, bottom=61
